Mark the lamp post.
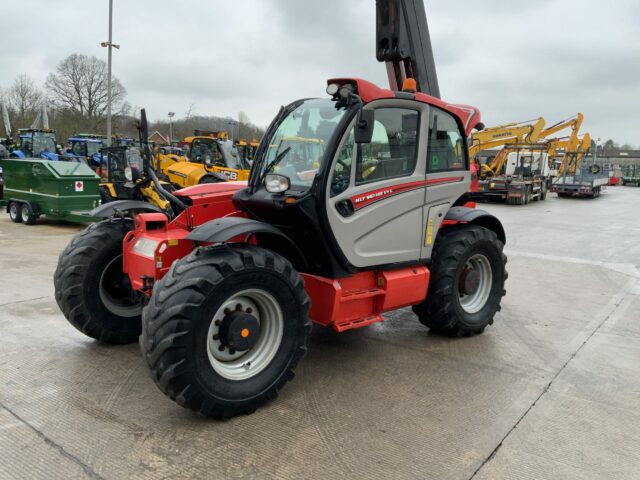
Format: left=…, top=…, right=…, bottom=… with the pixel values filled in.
left=168, top=112, right=175, bottom=144
left=101, top=0, right=120, bottom=147
left=226, top=120, right=238, bottom=141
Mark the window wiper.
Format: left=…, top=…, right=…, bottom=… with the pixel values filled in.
left=260, top=146, right=291, bottom=184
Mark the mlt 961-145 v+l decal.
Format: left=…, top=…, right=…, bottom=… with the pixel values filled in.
left=350, top=177, right=463, bottom=211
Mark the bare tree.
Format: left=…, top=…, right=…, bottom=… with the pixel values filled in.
left=45, top=53, right=126, bottom=127
left=6, top=74, right=44, bottom=127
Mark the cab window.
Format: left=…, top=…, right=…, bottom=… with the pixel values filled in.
left=355, top=108, right=419, bottom=185
left=426, top=108, right=466, bottom=172
left=329, top=128, right=354, bottom=197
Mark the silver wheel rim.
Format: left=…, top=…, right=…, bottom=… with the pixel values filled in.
left=459, top=254, right=493, bottom=314
left=98, top=255, right=141, bottom=318
left=206, top=289, right=284, bottom=381
left=20, top=205, right=29, bottom=222
left=9, top=203, right=19, bottom=219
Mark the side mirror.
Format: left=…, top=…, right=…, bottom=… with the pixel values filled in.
left=355, top=109, right=375, bottom=144
left=265, top=173, right=290, bottom=193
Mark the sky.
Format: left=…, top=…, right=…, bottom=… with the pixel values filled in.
left=0, top=0, right=639, bottom=145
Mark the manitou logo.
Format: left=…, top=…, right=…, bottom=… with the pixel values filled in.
left=75, top=181, right=84, bottom=192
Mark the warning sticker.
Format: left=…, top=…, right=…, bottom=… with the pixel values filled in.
left=75, top=181, right=84, bottom=192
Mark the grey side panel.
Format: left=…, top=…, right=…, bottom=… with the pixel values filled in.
left=420, top=202, right=450, bottom=260
left=326, top=99, right=430, bottom=268
left=90, top=200, right=164, bottom=218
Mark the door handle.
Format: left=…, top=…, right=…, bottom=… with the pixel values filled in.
left=335, top=199, right=355, bottom=217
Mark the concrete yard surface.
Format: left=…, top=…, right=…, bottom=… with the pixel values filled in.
left=0, top=187, right=639, bottom=479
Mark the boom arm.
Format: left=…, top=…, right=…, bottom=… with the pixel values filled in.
left=376, top=0, right=440, bottom=97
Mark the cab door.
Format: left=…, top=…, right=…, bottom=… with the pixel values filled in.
left=325, top=100, right=430, bottom=269
left=420, top=107, right=471, bottom=259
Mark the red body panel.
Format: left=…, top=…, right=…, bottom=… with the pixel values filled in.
left=327, top=78, right=482, bottom=135
left=123, top=183, right=245, bottom=292
left=302, top=266, right=429, bottom=332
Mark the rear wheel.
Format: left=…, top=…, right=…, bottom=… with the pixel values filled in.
left=8, top=202, right=22, bottom=223
left=413, top=225, right=507, bottom=336
left=140, top=244, right=311, bottom=419
left=54, top=219, right=142, bottom=344
left=20, top=203, right=37, bottom=225
left=540, top=183, right=547, bottom=200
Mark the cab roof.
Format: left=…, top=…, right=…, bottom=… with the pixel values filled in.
left=327, top=78, right=482, bottom=136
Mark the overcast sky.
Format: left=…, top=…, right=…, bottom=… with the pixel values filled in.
left=1, top=0, right=638, bottom=145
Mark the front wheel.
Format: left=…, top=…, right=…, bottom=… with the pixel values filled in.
left=413, top=225, right=507, bottom=336
left=54, top=219, right=142, bottom=344
left=140, top=244, right=311, bottom=419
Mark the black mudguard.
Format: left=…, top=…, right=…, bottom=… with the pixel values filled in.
left=186, top=217, right=307, bottom=268
left=445, top=207, right=506, bottom=244
left=90, top=200, right=164, bottom=218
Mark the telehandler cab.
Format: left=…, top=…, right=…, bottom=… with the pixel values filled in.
left=54, top=0, right=507, bottom=419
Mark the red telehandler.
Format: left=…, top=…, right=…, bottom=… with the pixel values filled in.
left=55, top=0, right=507, bottom=418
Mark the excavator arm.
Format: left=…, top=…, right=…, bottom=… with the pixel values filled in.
left=558, top=133, right=591, bottom=176
left=469, top=118, right=546, bottom=177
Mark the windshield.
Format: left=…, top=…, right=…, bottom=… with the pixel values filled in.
left=219, top=140, right=243, bottom=169
left=22, top=132, right=56, bottom=156
left=259, top=99, right=347, bottom=191
left=190, top=138, right=219, bottom=165
left=87, top=142, right=102, bottom=156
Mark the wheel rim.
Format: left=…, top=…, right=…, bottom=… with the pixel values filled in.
left=98, top=254, right=141, bottom=317
left=458, top=254, right=493, bottom=314
left=206, top=289, right=284, bottom=381
left=9, top=203, right=18, bottom=219
left=20, top=205, right=29, bottom=222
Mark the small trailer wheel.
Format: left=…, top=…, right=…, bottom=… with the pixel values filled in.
left=20, top=203, right=38, bottom=225
left=8, top=202, right=22, bottom=223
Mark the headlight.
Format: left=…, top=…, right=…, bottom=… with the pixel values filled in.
left=326, top=83, right=340, bottom=96
left=265, top=173, right=291, bottom=193
left=125, top=167, right=133, bottom=181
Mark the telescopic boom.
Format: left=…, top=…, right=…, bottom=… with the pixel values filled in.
left=376, top=0, right=440, bottom=97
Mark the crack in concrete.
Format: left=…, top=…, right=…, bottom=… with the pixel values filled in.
left=0, top=296, right=51, bottom=308
left=0, top=401, right=105, bottom=480
left=469, top=277, right=637, bottom=479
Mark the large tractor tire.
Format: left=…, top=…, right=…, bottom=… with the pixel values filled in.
left=413, top=225, right=507, bottom=337
left=54, top=219, right=142, bottom=344
left=140, top=244, right=311, bottom=419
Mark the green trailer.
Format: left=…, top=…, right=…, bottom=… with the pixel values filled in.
left=0, top=158, right=100, bottom=225
left=621, top=165, right=640, bottom=187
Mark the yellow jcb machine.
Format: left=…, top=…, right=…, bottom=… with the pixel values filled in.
left=235, top=138, right=260, bottom=166
left=153, top=131, right=251, bottom=189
